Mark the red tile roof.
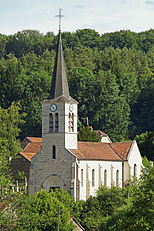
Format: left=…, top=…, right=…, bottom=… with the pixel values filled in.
left=20, top=137, right=132, bottom=161
left=20, top=152, right=36, bottom=162
left=110, top=142, right=132, bottom=160
left=20, top=141, right=42, bottom=161
left=23, top=142, right=42, bottom=153
left=70, top=142, right=130, bottom=160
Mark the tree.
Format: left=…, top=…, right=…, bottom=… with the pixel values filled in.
left=0, top=190, right=76, bottom=230
left=78, top=126, right=101, bottom=142
left=0, top=34, right=8, bottom=58
left=1, top=190, right=75, bottom=231
left=135, top=132, right=154, bottom=160
left=93, top=70, right=130, bottom=141
left=76, top=29, right=101, bottom=48
left=6, top=30, right=46, bottom=58
left=99, top=162, right=154, bottom=231
left=131, top=71, right=154, bottom=137
left=68, top=67, right=96, bottom=124
left=101, top=30, right=138, bottom=50
left=0, top=54, right=19, bottom=108
left=75, top=186, right=125, bottom=231
left=14, top=67, right=51, bottom=138
left=0, top=103, right=25, bottom=188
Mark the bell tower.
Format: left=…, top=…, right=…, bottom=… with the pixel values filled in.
left=29, top=10, right=78, bottom=194
left=42, top=14, right=78, bottom=150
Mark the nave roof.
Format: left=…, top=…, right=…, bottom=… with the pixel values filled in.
left=20, top=137, right=132, bottom=162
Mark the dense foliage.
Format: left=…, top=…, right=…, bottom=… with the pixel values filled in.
left=0, top=28, right=153, bottom=159
left=135, top=132, right=154, bottom=161
left=0, top=103, right=25, bottom=188
left=0, top=190, right=75, bottom=231
left=78, top=126, right=101, bottom=142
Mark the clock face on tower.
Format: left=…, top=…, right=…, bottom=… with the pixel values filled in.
left=69, top=104, right=73, bottom=112
left=50, top=104, right=57, bottom=112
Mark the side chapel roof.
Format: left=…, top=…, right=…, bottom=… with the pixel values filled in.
left=19, top=137, right=132, bottom=162
left=20, top=137, right=42, bottom=161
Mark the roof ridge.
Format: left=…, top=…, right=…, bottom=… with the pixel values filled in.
left=27, top=137, right=42, bottom=139
left=26, top=137, right=42, bottom=142
left=77, top=141, right=108, bottom=144
left=112, top=141, right=132, bottom=143
left=109, top=143, right=123, bottom=160
left=22, top=141, right=31, bottom=152
left=125, top=141, right=134, bottom=159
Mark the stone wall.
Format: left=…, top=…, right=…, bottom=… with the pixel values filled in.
left=11, top=154, right=30, bottom=183
left=29, top=147, right=76, bottom=196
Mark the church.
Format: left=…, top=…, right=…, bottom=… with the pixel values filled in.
left=16, top=26, right=142, bottom=201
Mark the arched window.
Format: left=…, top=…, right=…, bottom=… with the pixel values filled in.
left=71, top=113, right=74, bottom=132
left=68, top=113, right=74, bottom=132
left=49, top=113, right=53, bottom=132
left=92, top=169, right=95, bottom=187
left=55, top=113, right=59, bottom=132
left=81, top=169, right=83, bottom=187
left=116, top=170, right=119, bottom=186
left=68, top=113, right=71, bottom=132
left=134, top=164, right=137, bottom=176
left=52, top=146, right=56, bottom=159
left=104, top=170, right=107, bottom=186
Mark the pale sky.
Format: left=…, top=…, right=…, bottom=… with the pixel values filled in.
left=0, top=0, right=154, bottom=35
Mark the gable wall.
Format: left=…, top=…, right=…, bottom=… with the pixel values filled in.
left=21, top=138, right=30, bottom=149
left=29, top=146, right=76, bottom=194
left=127, top=141, right=142, bottom=179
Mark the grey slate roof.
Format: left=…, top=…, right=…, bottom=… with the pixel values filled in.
left=50, top=31, right=70, bottom=99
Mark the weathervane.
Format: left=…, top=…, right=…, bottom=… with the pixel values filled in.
left=55, top=8, right=64, bottom=32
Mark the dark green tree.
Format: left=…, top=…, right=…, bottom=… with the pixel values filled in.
left=135, top=131, right=154, bottom=160
left=0, top=103, right=25, bottom=188
left=76, top=29, right=101, bottom=48
left=16, top=190, right=75, bottom=231
left=93, top=70, right=130, bottom=141
left=78, top=126, right=101, bottom=142
left=99, top=162, right=154, bottom=231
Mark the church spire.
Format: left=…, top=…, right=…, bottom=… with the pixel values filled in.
left=50, top=9, right=69, bottom=99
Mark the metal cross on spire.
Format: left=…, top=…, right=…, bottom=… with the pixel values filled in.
left=55, top=8, right=64, bottom=32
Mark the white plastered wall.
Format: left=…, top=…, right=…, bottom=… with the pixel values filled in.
left=77, top=160, right=122, bottom=200
left=127, top=140, right=142, bottom=179
left=65, top=103, right=78, bottom=149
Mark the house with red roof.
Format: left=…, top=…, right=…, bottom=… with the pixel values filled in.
left=15, top=27, right=142, bottom=201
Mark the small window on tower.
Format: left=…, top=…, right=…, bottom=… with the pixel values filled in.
left=55, top=113, right=59, bottom=132
left=68, top=113, right=71, bottom=132
left=52, top=146, right=56, bottom=159
left=49, top=113, right=53, bottom=132
left=71, top=113, right=74, bottom=132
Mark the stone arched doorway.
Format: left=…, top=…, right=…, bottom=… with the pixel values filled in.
left=42, top=175, right=64, bottom=192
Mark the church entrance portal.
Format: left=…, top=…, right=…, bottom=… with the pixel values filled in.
left=42, top=175, right=64, bottom=192
left=50, top=187, right=60, bottom=192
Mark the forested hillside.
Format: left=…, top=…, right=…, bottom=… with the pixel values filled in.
left=0, top=29, right=153, bottom=159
